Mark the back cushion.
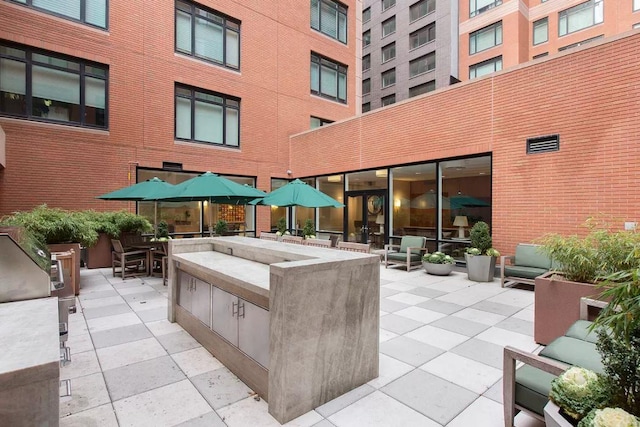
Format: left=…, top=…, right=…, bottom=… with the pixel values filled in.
left=515, top=244, right=551, bottom=269
left=399, top=236, right=426, bottom=253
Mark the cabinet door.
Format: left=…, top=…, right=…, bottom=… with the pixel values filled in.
left=211, top=286, right=238, bottom=346
left=191, top=279, right=211, bottom=327
left=178, top=271, right=193, bottom=312
left=238, top=300, right=270, bottom=368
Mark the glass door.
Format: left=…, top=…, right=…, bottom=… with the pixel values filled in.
left=345, top=191, right=386, bottom=249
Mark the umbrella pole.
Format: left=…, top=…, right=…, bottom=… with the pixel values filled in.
left=154, top=202, right=158, bottom=239
left=208, top=199, right=214, bottom=237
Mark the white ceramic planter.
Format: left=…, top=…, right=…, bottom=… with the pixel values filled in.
left=423, top=262, right=454, bottom=276
left=544, top=401, right=573, bottom=427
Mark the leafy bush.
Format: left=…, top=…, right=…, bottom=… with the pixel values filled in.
left=465, top=221, right=499, bottom=256
left=157, top=220, right=170, bottom=239
left=422, top=251, right=455, bottom=264
left=549, top=367, right=612, bottom=421
left=302, top=219, right=315, bottom=238
left=214, top=220, right=228, bottom=235
left=276, top=217, right=287, bottom=234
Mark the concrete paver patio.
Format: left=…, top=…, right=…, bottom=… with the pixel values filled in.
left=59, top=265, right=546, bottom=427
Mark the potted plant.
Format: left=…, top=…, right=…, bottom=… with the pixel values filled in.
left=534, top=217, right=640, bottom=344
left=464, top=221, right=500, bottom=282
left=302, top=219, right=316, bottom=239
left=214, top=219, right=228, bottom=236
left=422, top=251, right=455, bottom=276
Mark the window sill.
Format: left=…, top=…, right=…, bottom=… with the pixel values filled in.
left=409, top=69, right=435, bottom=80
left=409, top=40, right=435, bottom=53
left=381, top=58, right=395, bottom=65
left=381, top=31, right=396, bottom=39
left=381, top=83, right=396, bottom=90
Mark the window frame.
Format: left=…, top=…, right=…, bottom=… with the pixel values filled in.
left=310, top=116, right=334, bottom=128
left=409, top=23, right=436, bottom=50
left=381, top=16, right=396, bottom=38
left=382, top=0, right=396, bottom=11
left=363, top=30, right=372, bottom=48
left=381, top=68, right=396, bottom=88
left=311, top=0, right=348, bottom=44
left=469, top=21, right=503, bottom=55
left=533, top=17, right=549, bottom=45
left=381, top=42, right=396, bottom=64
left=0, top=41, right=109, bottom=129
left=558, top=0, right=604, bottom=37
left=9, top=0, right=109, bottom=30
left=469, top=55, right=502, bottom=79
left=410, top=0, right=436, bottom=22
left=362, top=78, right=371, bottom=95
left=362, top=102, right=371, bottom=112
left=635, top=0, right=640, bottom=11
left=174, top=83, right=241, bottom=147
left=409, top=52, right=436, bottom=78
left=381, top=94, right=396, bottom=106
left=310, top=52, right=348, bottom=104
left=469, top=0, right=503, bottom=18
left=409, top=80, right=436, bottom=97
left=175, top=0, right=241, bottom=70
left=363, top=6, right=371, bottom=22
left=363, top=54, right=371, bottom=72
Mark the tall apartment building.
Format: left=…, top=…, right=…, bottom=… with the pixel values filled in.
left=459, top=0, right=640, bottom=80
left=360, top=0, right=459, bottom=112
left=0, top=0, right=360, bottom=234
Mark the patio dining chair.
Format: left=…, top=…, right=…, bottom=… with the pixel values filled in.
left=111, top=239, right=148, bottom=279
left=259, top=232, right=279, bottom=241
left=304, top=238, right=331, bottom=248
left=281, top=235, right=304, bottom=245
left=384, top=235, right=427, bottom=271
left=337, top=241, right=370, bottom=253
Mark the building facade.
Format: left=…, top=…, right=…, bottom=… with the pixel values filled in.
left=360, top=0, right=459, bottom=112
left=0, top=0, right=361, bottom=235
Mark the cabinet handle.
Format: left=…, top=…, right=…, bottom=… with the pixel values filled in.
left=232, top=301, right=238, bottom=317
left=238, top=301, right=245, bottom=319
left=60, top=379, right=72, bottom=398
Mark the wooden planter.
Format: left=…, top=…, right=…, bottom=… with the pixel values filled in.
left=534, top=273, right=599, bottom=345
left=86, top=233, right=113, bottom=269
left=48, top=243, right=81, bottom=295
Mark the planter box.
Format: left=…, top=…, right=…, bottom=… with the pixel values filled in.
left=534, top=274, right=598, bottom=345
left=544, top=401, right=574, bottom=427
left=423, top=262, right=453, bottom=276
left=86, top=233, right=113, bottom=269
left=48, top=243, right=81, bottom=295
left=465, top=254, right=496, bottom=282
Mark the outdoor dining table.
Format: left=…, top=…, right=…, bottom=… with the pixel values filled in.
left=130, top=241, right=166, bottom=276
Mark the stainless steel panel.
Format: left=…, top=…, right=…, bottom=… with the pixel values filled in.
left=178, top=271, right=193, bottom=312
left=0, top=234, right=51, bottom=303
left=211, top=286, right=238, bottom=346
left=238, top=300, right=270, bottom=368
left=191, top=278, right=211, bottom=327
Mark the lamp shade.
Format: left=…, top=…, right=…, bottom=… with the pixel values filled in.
left=453, top=216, right=469, bottom=227
left=376, top=214, right=384, bottom=225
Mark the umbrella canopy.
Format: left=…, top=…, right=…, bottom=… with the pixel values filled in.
left=151, top=172, right=267, bottom=236
left=97, top=177, right=175, bottom=238
left=250, top=179, right=344, bottom=208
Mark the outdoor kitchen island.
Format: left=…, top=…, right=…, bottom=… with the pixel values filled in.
left=167, top=236, right=380, bottom=424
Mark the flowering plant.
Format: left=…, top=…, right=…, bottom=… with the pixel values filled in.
left=578, top=407, right=640, bottom=427
left=422, top=251, right=455, bottom=265
left=549, top=367, right=611, bottom=421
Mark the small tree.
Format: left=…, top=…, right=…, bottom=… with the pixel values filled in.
left=276, top=217, right=287, bottom=234
left=302, top=219, right=315, bottom=238
left=214, top=220, right=228, bottom=235
left=469, top=221, right=492, bottom=254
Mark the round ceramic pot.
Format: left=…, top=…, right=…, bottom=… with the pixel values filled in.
left=423, top=262, right=454, bottom=276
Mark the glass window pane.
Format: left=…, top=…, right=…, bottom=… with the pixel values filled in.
left=85, top=0, right=107, bottom=28
left=194, top=100, right=223, bottom=143
left=33, top=0, right=80, bottom=20
left=85, top=76, right=105, bottom=109
left=225, top=108, right=239, bottom=146
left=533, top=18, right=548, bottom=45
left=195, top=17, right=223, bottom=62
left=338, top=73, right=346, bottom=100
left=226, top=29, right=239, bottom=68
left=311, top=62, right=320, bottom=92
left=320, top=65, right=338, bottom=97
left=338, top=12, right=347, bottom=43
left=320, top=2, right=338, bottom=39
left=32, top=65, right=79, bottom=105
left=176, top=97, right=192, bottom=139
left=0, top=58, right=26, bottom=115
left=176, top=11, right=192, bottom=53
left=311, top=0, right=320, bottom=29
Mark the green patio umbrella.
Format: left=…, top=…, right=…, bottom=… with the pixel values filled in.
left=97, top=177, right=175, bottom=237
left=151, top=172, right=266, bottom=236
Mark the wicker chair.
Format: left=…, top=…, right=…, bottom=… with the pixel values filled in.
left=111, top=239, right=148, bottom=279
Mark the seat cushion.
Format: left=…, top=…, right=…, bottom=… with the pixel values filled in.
left=515, top=365, right=557, bottom=416
left=514, top=244, right=551, bottom=270
left=504, top=265, right=548, bottom=279
left=564, top=320, right=599, bottom=344
left=387, top=252, right=422, bottom=262
left=539, top=336, right=603, bottom=373
left=399, top=236, right=426, bottom=254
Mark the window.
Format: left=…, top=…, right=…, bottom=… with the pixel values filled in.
left=381, top=43, right=396, bottom=63
left=635, top=0, right=640, bottom=11
left=311, top=0, right=348, bottom=43
left=533, top=52, right=549, bottom=59
left=310, top=116, right=334, bottom=128
left=382, top=0, right=396, bottom=11
left=410, top=23, right=436, bottom=49
left=558, top=34, right=603, bottom=51
left=409, top=81, right=435, bottom=97
left=410, top=0, right=436, bottom=22
left=363, top=7, right=371, bottom=22
left=558, top=0, right=603, bottom=36
left=175, top=1, right=240, bottom=70
left=10, top=0, right=107, bottom=29
left=381, top=68, right=396, bottom=88
left=0, top=42, right=108, bottom=128
left=469, top=0, right=502, bottom=18
left=381, top=94, right=396, bottom=106
left=362, top=78, right=371, bottom=94
left=175, top=84, right=240, bottom=147
left=469, top=21, right=502, bottom=54
left=363, top=54, right=371, bottom=71
left=533, top=18, right=548, bottom=45
left=311, top=53, right=347, bottom=103
left=409, top=53, right=435, bottom=77
left=469, top=56, right=502, bottom=78
left=363, top=30, right=371, bottom=48
left=382, top=16, right=396, bottom=37
left=362, top=102, right=371, bottom=112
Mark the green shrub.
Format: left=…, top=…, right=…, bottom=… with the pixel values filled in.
left=302, top=219, right=315, bottom=238
left=422, top=251, right=455, bottom=264
left=276, top=217, right=286, bottom=234
left=214, top=220, right=228, bottom=235
left=157, top=220, right=170, bottom=239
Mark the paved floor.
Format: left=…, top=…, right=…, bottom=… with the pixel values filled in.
left=59, top=265, right=546, bottom=427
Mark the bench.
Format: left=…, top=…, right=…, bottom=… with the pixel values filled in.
left=502, top=298, right=607, bottom=426
left=500, top=243, right=553, bottom=288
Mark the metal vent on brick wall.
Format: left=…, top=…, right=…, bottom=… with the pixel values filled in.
left=527, top=135, right=559, bottom=154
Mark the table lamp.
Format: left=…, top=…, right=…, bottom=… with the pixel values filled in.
left=453, top=216, right=468, bottom=238
left=375, top=214, right=384, bottom=234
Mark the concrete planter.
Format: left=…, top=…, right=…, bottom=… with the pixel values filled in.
left=465, top=254, right=496, bottom=282
left=423, top=262, right=454, bottom=276
left=534, top=274, right=598, bottom=345
left=544, top=401, right=573, bottom=427
left=86, top=233, right=113, bottom=269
